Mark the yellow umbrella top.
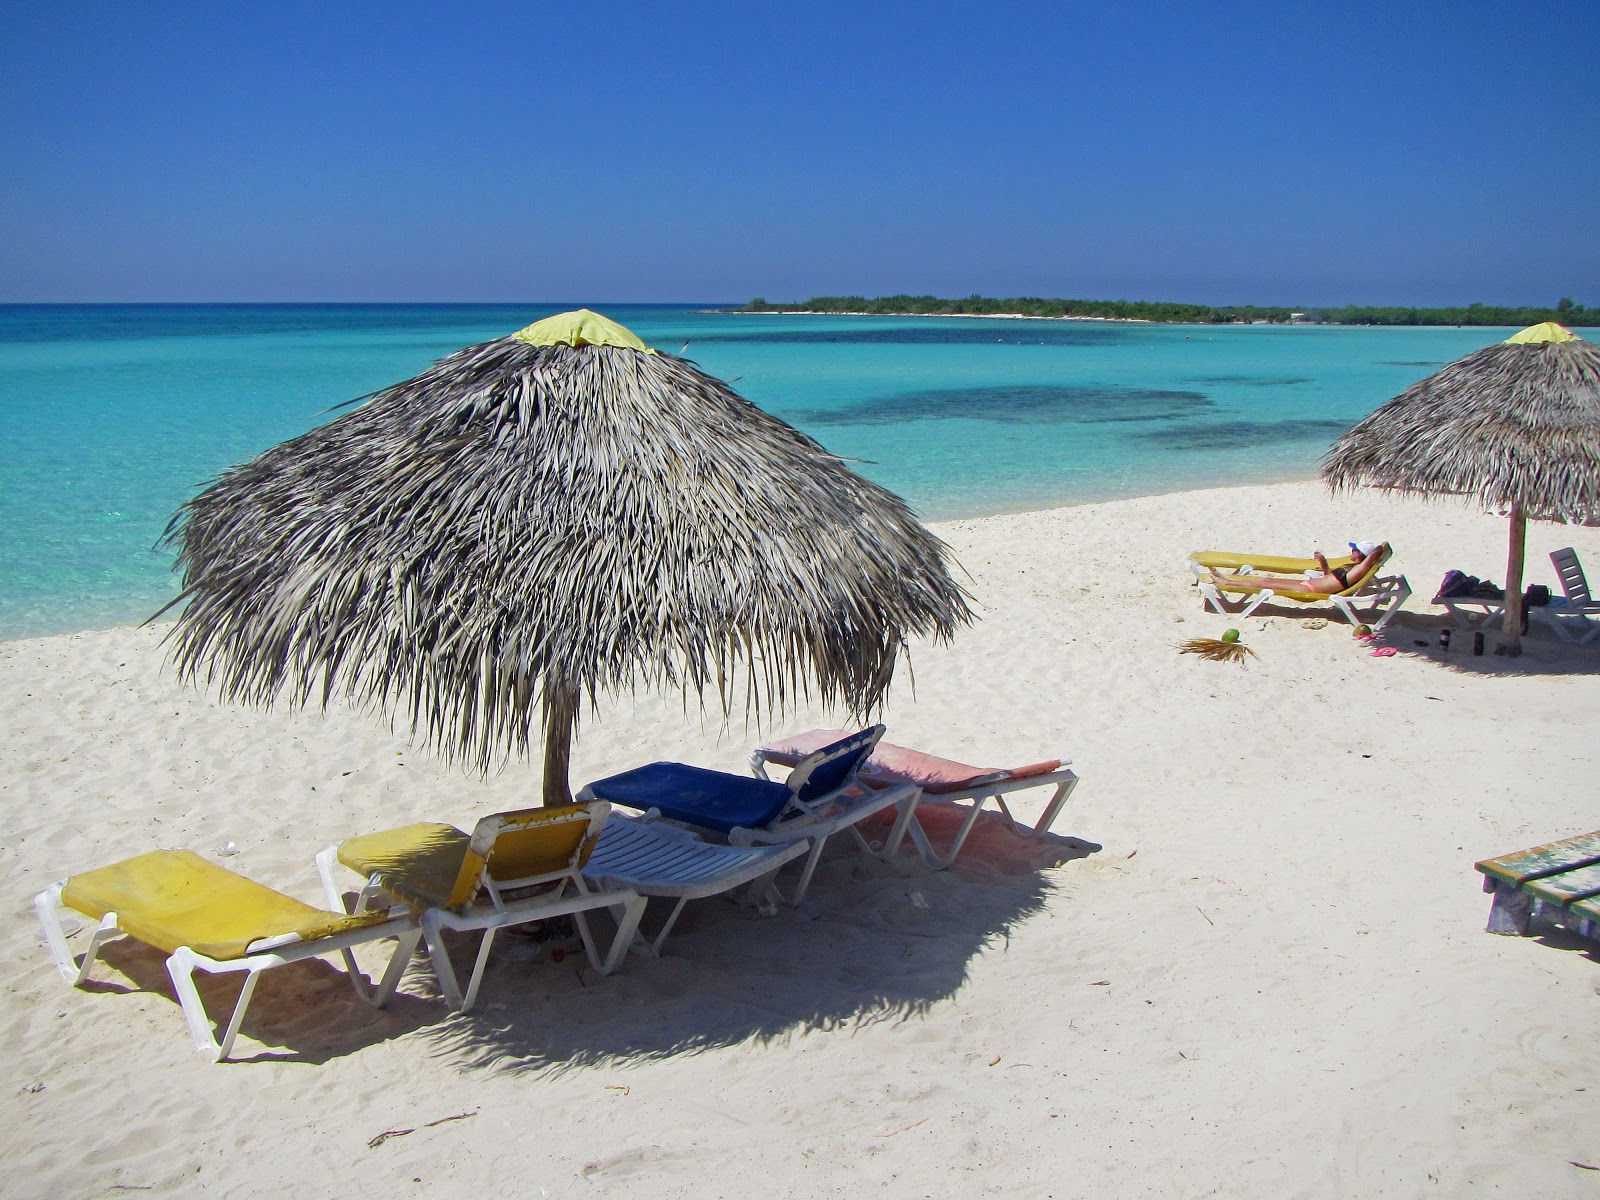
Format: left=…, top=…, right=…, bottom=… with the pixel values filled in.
left=1505, top=321, right=1580, bottom=345
left=511, top=308, right=657, bottom=354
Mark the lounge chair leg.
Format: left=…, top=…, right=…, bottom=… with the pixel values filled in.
left=1485, top=880, right=1535, bottom=936
left=1239, top=591, right=1272, bottom=619
left=459, top=929, right=499, bottom=1014
left=789, top=835, right=830, bottom=905
left=35, top=883, right=122, bottom=986
left=1032, top=772, right=1080, bottom=837
left=215, top=969, right=262, bottom=1062
left=420, top=915, right=466, bottom=1011
left=923, top=798, right=991, bottom=871
left=167, top=947, right=246, bottom=1062
left=878, top=788, right=924, bottom=861
left=344, top=927, right=423, bottom=1007
left=649, top=898, right=691, bottom=956
left=585, top=896, right=646, bottom=979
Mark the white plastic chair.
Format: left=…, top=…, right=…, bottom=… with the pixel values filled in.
left=317, top=803, right=646, bottom=1013
left=1538, top=547, right=1600, bottom=644
left=36, top=849, right=422, bottom=1061
left=580, top=816, right=812, bottom=954
left=751, top=733, right=1077, bottom=870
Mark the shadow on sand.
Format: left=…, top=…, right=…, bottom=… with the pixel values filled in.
left=425, top=803, right=1098, bottom=1075
left=76, top=805, right=1099, bottom=1069
left=1378, top=610, right=1600, bottom=677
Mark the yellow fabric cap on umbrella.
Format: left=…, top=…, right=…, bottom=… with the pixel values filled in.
left=1505, top=321, right=1579, bottom=345
left=512, top=308, right=656, bottom=354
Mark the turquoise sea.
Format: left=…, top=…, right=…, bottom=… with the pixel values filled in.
left=0, top=303, right=1512, bottom=641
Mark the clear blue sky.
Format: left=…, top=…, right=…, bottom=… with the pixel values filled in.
left=4, top=2, right=1596, bottom=306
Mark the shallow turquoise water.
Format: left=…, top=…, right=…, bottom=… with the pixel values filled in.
left=0, top=304, right=1509, bottom=640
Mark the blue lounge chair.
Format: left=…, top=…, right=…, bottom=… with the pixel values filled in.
left=579, top=726, right=920, bottom=905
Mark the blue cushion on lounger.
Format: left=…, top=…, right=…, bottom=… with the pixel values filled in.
left=586, top=762, right=795, bottom=834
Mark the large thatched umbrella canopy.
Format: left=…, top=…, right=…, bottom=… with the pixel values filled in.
left=162, top=309, right=972, bottom=803
left=1323, top=322, right=1600, bottom=655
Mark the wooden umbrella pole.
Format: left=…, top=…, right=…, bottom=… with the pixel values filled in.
left=540, top=681, right=581, bottom=807
left=1503, top=503, right=1526, bottom=657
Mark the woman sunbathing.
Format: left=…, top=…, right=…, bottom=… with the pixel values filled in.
left=1210, top=543, right=1385, bottom=595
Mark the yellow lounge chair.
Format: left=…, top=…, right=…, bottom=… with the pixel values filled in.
left=316, top=802, right=646, bottom=1013
left=1187, top=549, right=1359, bottom=577
left=1189, top=542, right=1411, bottom=631
left=34, top=849, right=423, bottom=1061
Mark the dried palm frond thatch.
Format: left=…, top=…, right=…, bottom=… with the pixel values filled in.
left=1178, top=634, right=1256, bottom=665
left=1323, top=323, right=1600, bottom=654
left=160, top=310, right=973, bottom=803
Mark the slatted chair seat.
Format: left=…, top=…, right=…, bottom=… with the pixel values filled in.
left=1476, top=830, right=1600, bottom=941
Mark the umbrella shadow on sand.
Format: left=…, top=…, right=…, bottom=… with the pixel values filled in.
left=61, top=818, right=1098, bottom=1068
left=1380, top=612, right=1600, bottom=676
left=423, top=814, right=1099, bottom=1075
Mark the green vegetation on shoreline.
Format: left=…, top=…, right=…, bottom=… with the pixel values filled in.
left=734, top=294, right=1596, bottom=326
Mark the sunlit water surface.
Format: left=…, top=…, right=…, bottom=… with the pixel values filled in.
left=0, top=303, right=1509, bottom=639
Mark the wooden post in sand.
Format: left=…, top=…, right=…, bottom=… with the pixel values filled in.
left=541, top=680, right=581, bottom=807
left=1502, top=503, right=1526, bottom=657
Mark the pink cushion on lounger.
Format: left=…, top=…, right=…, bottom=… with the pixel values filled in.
left=760, top=729, right=1062, bottom=795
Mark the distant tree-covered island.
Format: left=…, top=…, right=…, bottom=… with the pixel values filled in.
left=732, top=294, right=1596, bottom=326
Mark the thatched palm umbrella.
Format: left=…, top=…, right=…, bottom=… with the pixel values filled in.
left=161, top=309, right=972, bottom=803
left=1323, top=322, right=1600, bottom=655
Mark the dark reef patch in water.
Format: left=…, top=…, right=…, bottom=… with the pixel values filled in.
left=691, top=325, right=1124, bottom=348
left=789, top=384, right=1213, bottom=427
left=1125, top=418, right=1351, bottom=451
left=1184, top=375, right=1311, bottom=386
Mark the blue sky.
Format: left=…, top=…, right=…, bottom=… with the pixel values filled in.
left=4, top=2, right=1596, bottom=306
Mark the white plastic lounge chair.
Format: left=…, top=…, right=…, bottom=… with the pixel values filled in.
left=751, top=730, right=1079, bottom=869
left=1537, top=547, right=1600, bottom=644
left=316, top=803, right=646, bottom=1013
left=1435, top=590, right=1510, bottom=630
left=580, top=815, right=812, bottom=954
left=35, top=849, right=423, bottom=1061
left=1190, top=542, right=1411, bottom=631
left=579, top=727, right=922, bottom=905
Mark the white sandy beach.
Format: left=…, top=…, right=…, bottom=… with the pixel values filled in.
left=2, top=479, right=1597, bottom=1199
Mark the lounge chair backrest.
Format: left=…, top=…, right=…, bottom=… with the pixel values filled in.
left=448, top=802, right=609, bottom=909
left=1552, top=547, right=1592, bottom=605
left=785, top=725, right=885, bottom=805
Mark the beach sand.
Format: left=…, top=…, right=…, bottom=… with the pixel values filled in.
left=2, top=479, right=1597, bottom=1198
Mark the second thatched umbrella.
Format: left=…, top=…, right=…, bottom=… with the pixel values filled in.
left=1323, top=322, right=1600, bottom=655
left=161, top=309, right=973, bottom=802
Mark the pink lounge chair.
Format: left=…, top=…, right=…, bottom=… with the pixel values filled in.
left=750, top=730, right=1078, bottom=869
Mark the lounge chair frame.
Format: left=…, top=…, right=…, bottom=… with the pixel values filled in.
left=581, top=727, right=920, bottom=907
left=580, top=816, right=812, bottom=954
left=317, top=804, right=646, bottom=1013
left=750, top=746, right=1078, bottom=870
left=1537, top=547, right=1600, bottom=644
left=1188, top=548, right=1411, bottom=631
left=34, top=879, right=422, bottom=1062
left=725, top=781, right=923, bottom=899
